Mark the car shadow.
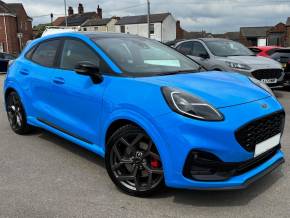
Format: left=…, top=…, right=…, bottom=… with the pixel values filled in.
left=34, top=128, right=105, bottom=168
left=32, top=128, right=284, bottom=207
left=152, top=169, right=283, bottom=206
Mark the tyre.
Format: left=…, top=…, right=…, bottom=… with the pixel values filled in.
left=6, top=91, right=33, bottom=135
left=105, top=125, right=164, bottom=197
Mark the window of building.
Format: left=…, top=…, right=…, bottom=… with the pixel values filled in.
left=150, top=24, right=154, bottom=34
left=120, top=25, right=125, bottom=33
left=94, top=27, right=98, bottom=31
left=31, top=40, right=60, bottom=67
left=60, top=39, right=100, bottom=70
left=83, top=27, right=87, bottom=31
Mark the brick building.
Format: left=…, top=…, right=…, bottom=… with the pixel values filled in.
left=0, top=1, right=32, bottom=55
left=267, top=22, right=287, bottom=47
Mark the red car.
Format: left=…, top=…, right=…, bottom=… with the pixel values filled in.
left=249, top=46, right=282, bottom=58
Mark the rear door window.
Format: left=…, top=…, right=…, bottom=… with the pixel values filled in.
left=192, top=42, right=208, bottom=57
left=31, top=40, right=60, bottom=67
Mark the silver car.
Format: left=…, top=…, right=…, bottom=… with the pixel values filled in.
left=175, top=38, right=284, bottom=88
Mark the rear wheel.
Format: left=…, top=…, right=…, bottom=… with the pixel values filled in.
left=105, top=125, right=164, bottom=197
left=6, top=91, right=33, bottom=135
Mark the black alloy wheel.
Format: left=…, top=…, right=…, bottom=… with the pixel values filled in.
left=6, top=91, right=32, bottom=134
left=105, top=125, right=164, bottom=196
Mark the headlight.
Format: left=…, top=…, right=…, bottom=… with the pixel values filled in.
left=161, top=87, right=224, bottom=121
left=249, top=77, right=274, bottom=96
left=226, top=61, right=251, bottom=70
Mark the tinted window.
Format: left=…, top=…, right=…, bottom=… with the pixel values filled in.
left=271, top=50, right=290, bottom=63
left=192, top=42, right=208, bottom=56
left=267, top=48, right=280, bottom=56
left=205, top=40, right=254, bottom=57
left=60, top=39, right=100, bottom=70
left=31, top=40, right=60, bottom=67
left=176, top=41, right=193, bottom=56
left=3, top=54, right=15, bottom=60
left=249, top=48, right=261, bottom=55
left=93, top=37, right=200, bottom=76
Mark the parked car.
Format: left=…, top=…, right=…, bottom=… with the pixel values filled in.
left=249, top=46, right=281, bottom=58
left=4, top=32, right=285, bottom=196
left=175, top=38, right=284, bottom=88
left=268, top=48, right=290, bottom=88
left=0, top=52, right=16, bottom=73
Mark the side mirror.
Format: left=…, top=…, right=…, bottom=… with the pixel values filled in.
left=74, top=61, right=103, bottom=84
left=199, top=53, right=210, bottom=59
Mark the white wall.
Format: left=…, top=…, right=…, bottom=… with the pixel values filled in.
left=80, top=18, right=118, bottom=33
left=162, top=14, right=176, bottom=42
left=82, top=26, right=107, bottom=32
left=115, top=14, right=177, bottom=42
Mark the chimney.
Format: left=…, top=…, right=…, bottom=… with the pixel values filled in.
left=97, top=5, right=102, bottom=19
left=68, top=6, right=74, bottom=16
left=176, top=20, right=184, bottom=40
left=78, top=3, right=84, bottom=14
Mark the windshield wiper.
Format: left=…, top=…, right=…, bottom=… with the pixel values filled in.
left=156, top=69, right=199, bottom=76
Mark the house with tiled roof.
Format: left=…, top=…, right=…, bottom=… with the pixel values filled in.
left=115, top=13, right=177, bottom=42
left=0, top=1, right=32, bottom=54
left=81, top=17, right=119, bottom=32
left=240, top=26, right=272, bottom=46
left=53, top=3, right=103, bottom=30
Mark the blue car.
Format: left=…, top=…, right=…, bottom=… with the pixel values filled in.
left=3, top=32, right=285, bottom=196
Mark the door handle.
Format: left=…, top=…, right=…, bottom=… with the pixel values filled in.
left=20, top=69, right=29, bottom=75
left=52, top=77, right=65, bottom=85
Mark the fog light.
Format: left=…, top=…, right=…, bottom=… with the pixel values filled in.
left=183, top=150, right=234, bottom=181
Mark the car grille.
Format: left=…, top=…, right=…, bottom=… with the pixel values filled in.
left=251, top=69, right=282, bottom=80
left=235, top=111, right=285, bottom=152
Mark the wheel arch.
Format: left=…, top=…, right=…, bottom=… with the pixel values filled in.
left=4, top=87, right=17, bottom=107
left=102, top=111, right=173, bottom=183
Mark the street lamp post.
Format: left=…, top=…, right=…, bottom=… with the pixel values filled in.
left=64, top=0, right=68, bottom=27
left=147, top=0, right=150, bottom=38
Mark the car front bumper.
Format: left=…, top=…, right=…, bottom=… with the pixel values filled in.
left=182, top=150, right=284, bottom=190
left=153, top=96, right=284, bottom=190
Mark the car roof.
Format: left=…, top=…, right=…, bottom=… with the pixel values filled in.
left=177, top=38, right=234, bottom=44
left=43, top=31, right=140, bottom=39
left=249, top=46, right=281, bottom=50
left=198, top=38, right=231, bottom=42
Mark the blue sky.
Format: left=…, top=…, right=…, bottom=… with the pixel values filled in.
left=4, top=0, right=290, bottom=33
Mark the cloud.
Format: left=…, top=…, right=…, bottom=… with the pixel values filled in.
left=4, top=0, right=290, bottom=33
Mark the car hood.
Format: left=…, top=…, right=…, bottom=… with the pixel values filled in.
left=135, top=71, right=270, bottom=108
left=216, top=55, right=282, bottom=69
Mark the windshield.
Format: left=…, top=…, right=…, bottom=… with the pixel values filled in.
left=92, top=37, right=200, bottom=76
left=205, top=40, right=254, bottom=57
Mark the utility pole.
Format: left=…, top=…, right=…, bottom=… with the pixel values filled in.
left=147, top=0, right=150, bottom=38
left=64, top=0, right=68, bottom=27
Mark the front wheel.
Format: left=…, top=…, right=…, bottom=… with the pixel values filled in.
left=6, top=91, right=33, bottom=135
left=105, top=125, right=164, bottom=197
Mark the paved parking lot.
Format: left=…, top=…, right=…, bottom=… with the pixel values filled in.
left=0, top=74, right=289, bottom=218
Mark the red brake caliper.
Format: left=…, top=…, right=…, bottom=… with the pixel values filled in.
left=151, top=158, right=160, bottom=168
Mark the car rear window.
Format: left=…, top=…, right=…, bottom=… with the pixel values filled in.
left=249, top=48, right=261, bottom=55
left=30, top=40, right=60, bottom=67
